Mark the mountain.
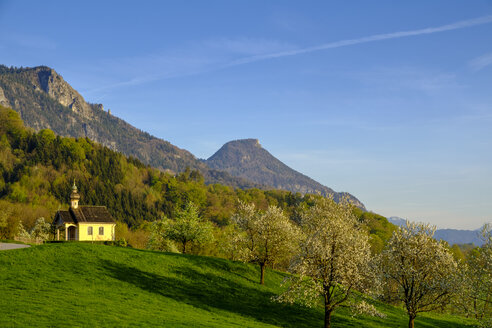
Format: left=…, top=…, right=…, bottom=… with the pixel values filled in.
left=387, top=217, right=485, bottom=246
left=0, top=65, right=365, bottom=204
left=0, top=65, right=260, bottom=189
left=434, top=228, right=484, bottom=247
left=206, top=139, right=365, bottom=209
left=387, top=217, right=407, bottom=227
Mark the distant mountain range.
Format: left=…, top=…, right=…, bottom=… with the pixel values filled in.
left=388, top=217, right=486, bottom=246
left=0, top=65, right=364, bottom=206
left=206, top=139, right=365, bottom=209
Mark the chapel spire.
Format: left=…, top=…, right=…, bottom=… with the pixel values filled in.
left=70, top=180, right=80, bottom=209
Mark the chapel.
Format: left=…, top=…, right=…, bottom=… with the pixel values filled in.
left=53, top=182, right=116, bottom=241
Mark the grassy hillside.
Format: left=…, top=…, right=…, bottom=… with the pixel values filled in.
left=0, top=243, right=476, bottom=327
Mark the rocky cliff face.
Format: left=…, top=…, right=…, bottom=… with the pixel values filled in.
left=0, top=66, right=112, bottom=147
left=36, top=67, right=96, bottom=118
left=0, top=86, right=9, bottom=107
left=207, top=139, right=366, bottom=209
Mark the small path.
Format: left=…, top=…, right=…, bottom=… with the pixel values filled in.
left=0, top=242, right=30, bottom=250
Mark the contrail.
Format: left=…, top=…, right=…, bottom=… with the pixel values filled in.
left=87, top=15, right=492, bottom=94
left=225, top=15, right=492, bottom=67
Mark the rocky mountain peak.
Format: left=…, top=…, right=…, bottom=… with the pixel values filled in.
left=35, top=66, right=57, bottom=93
left=30, top=66, right=95, bottom=118
left=207, top=139, right=365, bottom=209
left=224, top=138, right=261, bottom=148
left=245, top=138, right=261, bottom=146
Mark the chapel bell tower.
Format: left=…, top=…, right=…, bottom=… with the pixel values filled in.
left=70, top=181, right=80, bottom=209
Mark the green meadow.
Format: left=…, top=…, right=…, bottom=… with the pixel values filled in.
left=0, top=243, right=477, bottom=327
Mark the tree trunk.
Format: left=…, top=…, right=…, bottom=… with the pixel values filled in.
left=474, top=299, right=478, bottom=319
left=483, top=289, right=491, bottom=320
left=324, top=307, right=332, bottom=328
left=323, top=290, right=332, bottom=328
left=260, top=262, right=266, bottom=285
left=182, top=241, right=186, bottom=254
left=408, top=315, right=415, bottom=328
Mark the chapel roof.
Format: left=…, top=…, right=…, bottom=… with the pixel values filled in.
left=56, top=206, right=115, bottom=224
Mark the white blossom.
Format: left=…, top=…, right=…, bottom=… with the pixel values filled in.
left=275, top=197, right=374, bottom=328
left=232, top=201, right=300, bottom=284
left=454, top=224, right=492, bottom=324
left=380, top=221, right=458, bottom=328
left=351, top=300, right=386, bottom=318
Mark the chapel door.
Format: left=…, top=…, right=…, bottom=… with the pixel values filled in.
left=67, top=226, right=76, bottom=241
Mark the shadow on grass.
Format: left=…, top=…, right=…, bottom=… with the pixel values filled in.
left=100, top=258, right=321, bottom=328
left=166, top=251, right=274, bottom=285
left=415, top=314, right=476, bottom=328
left=122, top=248, right=269, bottom=285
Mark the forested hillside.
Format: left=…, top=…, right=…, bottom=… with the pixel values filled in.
left=0, top=105, right=392, bottom=252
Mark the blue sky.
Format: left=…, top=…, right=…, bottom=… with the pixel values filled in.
left=1, top=1, right=491, bottom=229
